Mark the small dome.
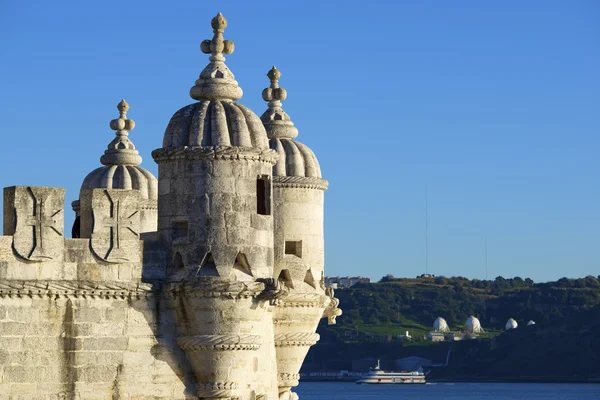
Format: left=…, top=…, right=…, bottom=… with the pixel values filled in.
left=77, top=100, right=157, bottom=204
left=162, top=101, right=268, bottom=149
left=161, top=13, right=268, bottom=151
left=433, top=317, right=450, bottom=333
left=270, top=139, right=322, bottom=178
left=260, top=67, right=323, bottom=178
left=465, top=316, right=484, bottom=333
left=505, top=318, right=518, bottom=331
left=81, top=165, right=157, bottom=200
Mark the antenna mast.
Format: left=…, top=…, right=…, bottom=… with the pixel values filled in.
left=425, top=186, right=428, bottom=275
left=485, top=237, right=488, bottom=280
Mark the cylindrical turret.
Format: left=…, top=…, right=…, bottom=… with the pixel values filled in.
left=261, top=66, right=329, bottom=293
left=152, top=14, right=279, bottom=400
left=260, top=67, right=337, bottom=400
left=152, top=15, right=277, bottom=282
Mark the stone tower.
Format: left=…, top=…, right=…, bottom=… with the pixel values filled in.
left=72, top=99, right=158, bottom=236
left=0, top=13, right=339, bottom=400
left=261, top=67, right=341, bottom=399
left=152, top=13, right=281, bottom=400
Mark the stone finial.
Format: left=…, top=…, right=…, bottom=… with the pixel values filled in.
left=260, top=67, right=298, bottom=139
left=190, top=13, right=243, bottom=101
left=100, top=99, right=142, bottom=166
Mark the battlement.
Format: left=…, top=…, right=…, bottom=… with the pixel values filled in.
left=1, top=186, right=165, bottom=282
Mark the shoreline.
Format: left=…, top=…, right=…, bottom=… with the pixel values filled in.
left=300, top=377, right=600, bottom=384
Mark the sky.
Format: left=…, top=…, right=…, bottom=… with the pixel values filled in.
left=0, top=1, right=598, bottom=283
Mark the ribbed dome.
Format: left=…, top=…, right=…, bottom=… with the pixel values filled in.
left=269, top=138, right=321, bottom=178
left=81, top=165, right=157, bottom=200
left=160, top=13, right=268, bottom=151
left=77, top=99, right=157, bottom=203
left=162, top=101, right=268, bottom=149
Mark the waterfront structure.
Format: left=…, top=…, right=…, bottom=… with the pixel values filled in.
left=465, top=315, right=484, bottom=334
left=0, top=13, right=340, bottom=400
left=324, top=276, right=370, bottom=288
left=505, top=318, right=518, bottom=330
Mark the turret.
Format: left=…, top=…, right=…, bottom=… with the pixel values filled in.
left=153, top=14, right=277, bottom=282
left=261, top=66, right=328, bottom=292
left=152, top=14, right=280, bottom=400
left=73, top=100, right=157, bottom=237
left=260, top=67, right=340, bottom=400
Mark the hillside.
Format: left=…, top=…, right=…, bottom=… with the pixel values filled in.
left=321, top=275, right=600, bottom=340
left=305, top=276, right=600, bottom=381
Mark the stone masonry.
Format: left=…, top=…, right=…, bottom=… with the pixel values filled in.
left=0, top=13, right=340, bottom=400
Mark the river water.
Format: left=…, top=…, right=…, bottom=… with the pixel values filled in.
left=295, top=382, right=599, bottom=399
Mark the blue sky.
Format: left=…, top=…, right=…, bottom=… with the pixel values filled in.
left=0, top=1, right=598, bottom=282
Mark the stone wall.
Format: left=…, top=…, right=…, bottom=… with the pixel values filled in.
left=0, top=284, right=193, bottom=399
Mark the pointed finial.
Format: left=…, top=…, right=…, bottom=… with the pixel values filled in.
left=101, top=99, right=141, bottom=166
left=262, top=67, right=287, bottom=106
left=260, top=67, right=297, bottom=139
left=110, top=99, right=135, bottom=132
left=267, top=66, right=282, bottom=88
left=190, top=13, right=242, bottom=101
left=200, top=13, right=235, bottom=60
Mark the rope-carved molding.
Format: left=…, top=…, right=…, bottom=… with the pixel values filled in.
left=277, top=372, right=301, bottom=386
left=274, top=332, right=320, bottom=347
left=165, top=280, right=265, bottom=300
left=176, top=334, right=262, bottom=351
left=273, top=176, right=329, bottom=191
left=152, top=146, right=279, bottom=164
left=277, top=292, right=330, bottom=308
left=197, top=381, right=238, bottom=398
left=0, top=280, right=154, bottom=299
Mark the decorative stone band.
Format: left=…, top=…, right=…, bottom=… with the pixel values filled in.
left=0, top=280, right=154, bottom=299
left=164, top=280, right=265, bottom=300
left=273, top=176, right=329, bottom=191
left=278, top=373, right=301, bottom=387
left=274, top=332, right=320, bottom=347
left=72, top=198, right=157, bottom=213
left=197, top=381, right=238, bottom=398
left=277, top=292, right=331, bottom=309
left=152, top=146, right=279, bottom=165
left=177, top=334, right=262, bottom=351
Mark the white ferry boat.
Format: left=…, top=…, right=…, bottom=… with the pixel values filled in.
left=356, top=360, right=426, bottom=384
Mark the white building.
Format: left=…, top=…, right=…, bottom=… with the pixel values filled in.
left=465, top=315, right=484, bottom=333
left=505, top=318, right=518, bottom=330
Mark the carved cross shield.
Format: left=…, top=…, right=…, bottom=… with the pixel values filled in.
left=9, top=186, right=65, bottom=261
left=90, top=189, right=140, bottom=263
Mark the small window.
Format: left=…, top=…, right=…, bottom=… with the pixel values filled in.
left=257, top=175, right=271, bottom=215
left=171, top=220, right=188, bottom=240
left=285, top=240, right=302, bottom=258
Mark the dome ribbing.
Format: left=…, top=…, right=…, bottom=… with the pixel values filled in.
left=160, top=13, right=269, bottom=151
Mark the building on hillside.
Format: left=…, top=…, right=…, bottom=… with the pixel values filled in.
left=505, top=318, right=518, bottom=330
left=433, top=316, right=451, bottom=333
left=426, top=332, right=446, bottom=342
left=465, top=315, right=485, bottom=334
left=0, top=13, right=341, bottom=400
left=325, top=276, right=370, bottom=288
